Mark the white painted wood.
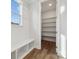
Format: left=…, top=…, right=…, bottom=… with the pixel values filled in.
left=42, top=22, right=56, bottom=27
left=17, top=45, right=28, bottom=59
left=60, top=0, right=67, bottom=58
left=56, top=0, right=61, bottom=56
left=17, top=41, right=34, bottom=59
left=11, top=39, right=34, bottom=59
left=42, top=17, right=56, bottom=23
left=43, top=32, right=56, bottom=37
left=21, top=48, right=34, bottom=59
left=11, top=39, right=34, bottom=52
left=42, top=11, right=56, bottom=37
left=42, top=27, right=56, bottom=32
left=42, top=37, right=56, bottom=42
left=56, top=0, right=67, bottom=58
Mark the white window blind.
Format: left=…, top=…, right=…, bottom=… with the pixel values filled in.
left=11, top=0, right=22, bottom=25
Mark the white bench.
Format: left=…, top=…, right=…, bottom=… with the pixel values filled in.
left=11, top=39, right=34, bottom=59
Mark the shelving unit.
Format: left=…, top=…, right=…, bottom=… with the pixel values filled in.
left=11, top=39, right=34, bottom=59
left=42, top=11, right=56, bottom=37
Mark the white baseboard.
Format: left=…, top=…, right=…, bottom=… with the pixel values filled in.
left=57, top=51, right=66, bottom=59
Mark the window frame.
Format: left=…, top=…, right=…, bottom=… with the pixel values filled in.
left=11, top=0, right=23, bottom=26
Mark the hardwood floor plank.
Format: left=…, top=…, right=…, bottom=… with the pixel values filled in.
left=23, top=40, right=57, bottom=59
left=36, top=49, right=48, bottom=59
left=45, top=53, right=57, bottom=59
left=24, top=48, right=40, bottom=59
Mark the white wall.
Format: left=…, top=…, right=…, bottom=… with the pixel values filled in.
left=42, top=10, right=56, bottom=19
left=29, top=0, right=41, bottom=49
left=11, top=0, right=42, bottom=52
left=11, top=0, right=30, bottom=51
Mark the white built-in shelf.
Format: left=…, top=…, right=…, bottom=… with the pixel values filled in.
left=42, top=26, right=56, bottom=28
left=42, top=23, right=56, bottom=27
left=42, top=17, right=56, bottom=20
left=42, top=31, right=56, bottom=33
left=42, top=12, right=56, bottom=37
left=11, top=39, right=34, bottom=52
left=42, top=25, right=56, bottom=27
left=42, top=22, right=56, bottom=24
left=42, top=30, right=56, bottom=32
left=42, top=33, right=56, bottom=37
left=11, top=39, right=35, bottom=59
left=42, top=35, right=56, bottom=37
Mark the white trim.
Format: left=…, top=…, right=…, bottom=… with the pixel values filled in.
left=11, top=39, right=34, bottom=52
left=56, top=0, right=61, bottom=57
left=21, top=48, right=34, bottom=59
left=57, top=52, right=65, bottom=59
left=56, top=0, right=67, bottom=58
left=19, top=2, right=23, bottom=26
left=16, top=50, right=18, bottom=59
left=11, top=39, right=35, bottom=59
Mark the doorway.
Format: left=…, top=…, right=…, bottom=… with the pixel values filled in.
left=41, top=0, right=57, bottom=54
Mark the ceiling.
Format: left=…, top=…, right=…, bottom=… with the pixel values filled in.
left=41, top=0, right=56, bottom=12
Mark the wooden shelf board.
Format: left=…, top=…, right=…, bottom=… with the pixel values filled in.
left=42, top=17, right=56, bottom=20
left=42, top=22, right=56, bottom=24
left=42, top=26, right=56, bottom=28
left=42, top=31, right=56, bottom=33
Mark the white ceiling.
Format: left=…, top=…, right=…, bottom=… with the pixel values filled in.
left=41, top=0, right=56, bottom=12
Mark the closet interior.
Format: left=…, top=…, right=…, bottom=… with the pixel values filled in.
left=41, top=0, right=56, bottom=42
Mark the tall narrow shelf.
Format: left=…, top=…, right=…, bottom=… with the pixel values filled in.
left=42, top=14, right=56, bottom=37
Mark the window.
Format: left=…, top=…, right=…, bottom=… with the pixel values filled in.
left=11, top=0, right=22, bottom=25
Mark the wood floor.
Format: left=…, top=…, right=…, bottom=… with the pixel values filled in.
left=23, top=40, right=58, bottom=59
left=41, top=40, right=56, bottom=54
